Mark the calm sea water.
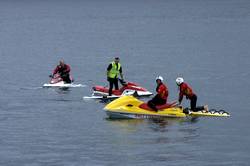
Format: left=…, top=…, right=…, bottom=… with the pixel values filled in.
left=0, top=0, right=250, bottom=165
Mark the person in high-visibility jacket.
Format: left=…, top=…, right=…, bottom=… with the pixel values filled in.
left=176, top=77, right=208, bottom=112
left=107, top=57, right=124, bottom=96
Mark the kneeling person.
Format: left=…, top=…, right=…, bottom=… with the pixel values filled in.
left=176, top=77, right=208, bottom=112
left=147, top=76, right=168, bottom=112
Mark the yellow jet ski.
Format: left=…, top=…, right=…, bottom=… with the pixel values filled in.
left=104, top=96, right=230, bottom=119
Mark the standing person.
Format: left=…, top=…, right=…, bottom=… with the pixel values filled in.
left=107, top=57, right=124, bottom=96
left=147, top=76, right=168, bottom=112
left=176, top=77, right=208, bottom=112
left=53, top=60, right=71, bottom=83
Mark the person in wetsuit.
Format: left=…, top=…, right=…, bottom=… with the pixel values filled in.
left=53, top=60, right=71, bottom=83
left=176, top=77, right=208, bottom=113
left=147, top=76, right=168, bottom=112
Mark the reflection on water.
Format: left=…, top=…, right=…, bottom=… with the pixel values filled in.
left=105, top=117, right=200, bottom=164
left=41, top=87, right=72, bottom=95
left=147, top=118, right=182, bottom=132
left=98, top=98, right=115, bottom=104
left=107, top=117, right=199, bottom=131
left=106, top=118, right=146, bottom=133
left=106, top=118, right=200, bottom=144
left=55, top=87, right=71, bottom=93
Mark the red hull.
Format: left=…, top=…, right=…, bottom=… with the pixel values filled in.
left=93, top=82, right=150, bottom=96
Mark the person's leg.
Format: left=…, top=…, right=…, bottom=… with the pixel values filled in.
left=190, top=95, right=197, bottom=112
left=147, top=100, right=158, bottom=112
left=191, top=95, right=206, bottom=112
left=114, top=78, right=119, bottom=90
left=60, top=74, right=65, bottom=82
left=148, top=97, right=166, bottom=112
left=61, top=74, right=71, bottom=83
left=147, top=95, right=162, bottom=112
left=108, top=78, right=114, bottom=96
left=157, top=98, right=166, bottom=105
left=65, top=74, right=71, bottom=83
left=195, top=106, right=205, bottom=111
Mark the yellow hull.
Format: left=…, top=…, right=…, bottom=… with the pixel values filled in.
left=104, top=96, right=230, bottom=119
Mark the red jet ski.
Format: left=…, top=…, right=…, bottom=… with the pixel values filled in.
left=83, top=80, right=153, bottom=99
left=43, top=73, right=83, bottom=88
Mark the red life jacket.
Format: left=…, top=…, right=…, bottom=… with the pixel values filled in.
left=156, top=83, right=168, bottom=100
left=179, top=82, right=195, bottom=99
left=53, top=64, right=71, bottom=75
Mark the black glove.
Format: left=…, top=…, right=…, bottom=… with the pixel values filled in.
left=120, top=79, right=127, bottom=86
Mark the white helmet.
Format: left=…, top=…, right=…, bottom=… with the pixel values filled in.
left=176, top=77, right=184, bottom=85
left=156, top=76, right=164, bottom=81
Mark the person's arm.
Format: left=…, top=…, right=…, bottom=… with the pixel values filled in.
left=119, top=66, right=124, bottom=80
left=158, top=85, right=167, bottom=98
left=120, top=73, right=124, bottom=80
left=178, top=85, right=184, bottom=103
left=179, top=84, right=186, bottom=104
left=53, top=66, right=59, bottom=75
left=64, top=65, right=71, bottom=73
left=107, top=64, right=112, bottom=77
left=178, top=91, right=183, bottom=103
left=157, top=86, right=162, bottom=97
